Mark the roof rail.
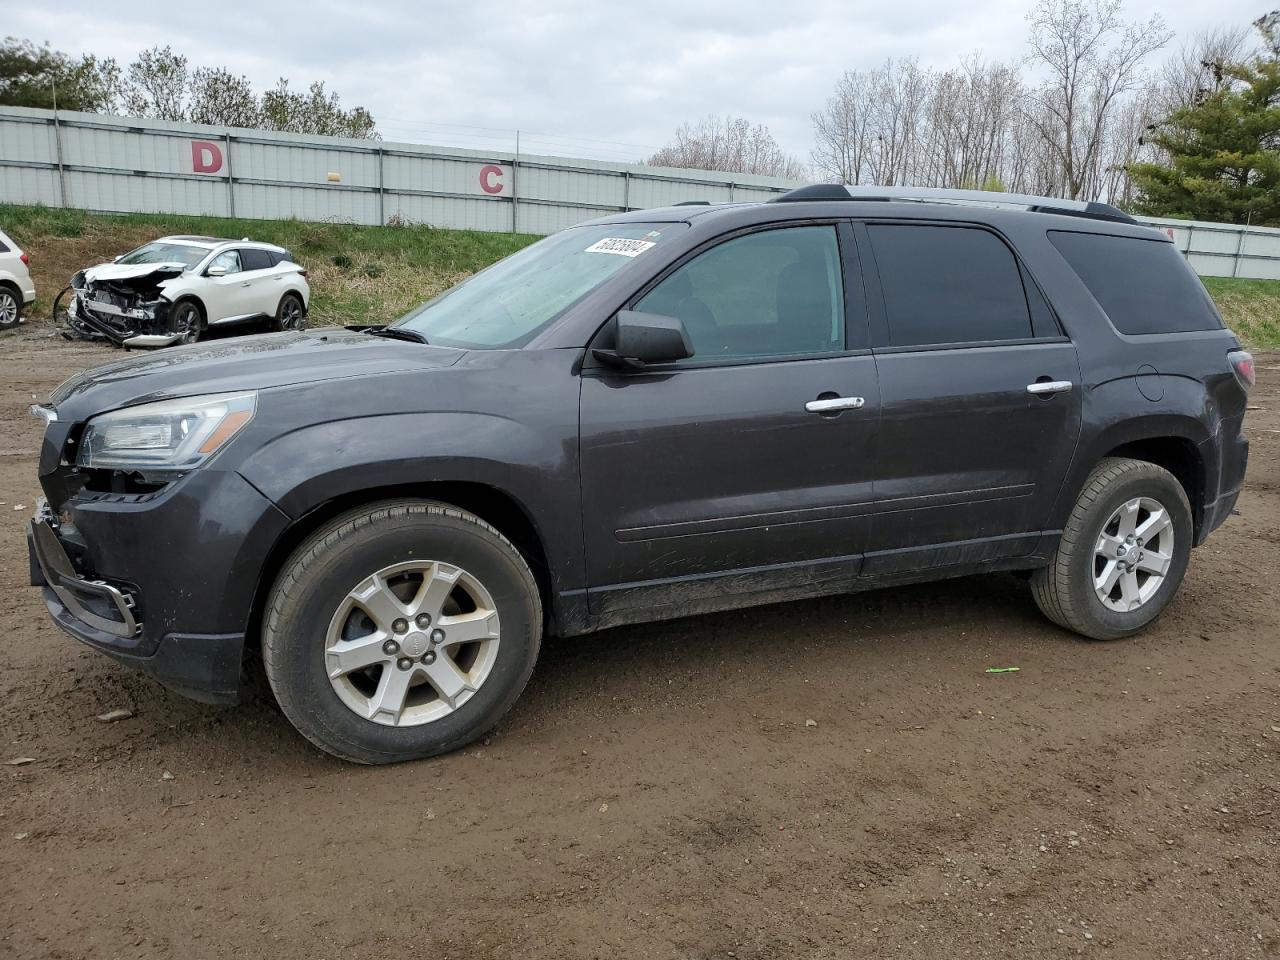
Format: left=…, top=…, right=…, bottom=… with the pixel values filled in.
left=770, top=184, right=1136, bottom=225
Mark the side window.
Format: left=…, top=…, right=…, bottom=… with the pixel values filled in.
left=868, top=225, right=1033, bottom=347
left=636, top=225, right=845, bottom=361
left=1048, top=230, right=1222, bottom=335
left=241, top=248, right=274, bottom=271
left=209, top=250, right=242, bottom=275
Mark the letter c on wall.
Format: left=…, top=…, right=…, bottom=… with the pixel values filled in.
left=191, top=140, right=224, bottom=174
left=479, top=164, right=505, bottom=194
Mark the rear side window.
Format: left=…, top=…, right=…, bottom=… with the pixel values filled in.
left=1048, top=231, right=1222, bottom=335
left=868, top=225, right=1033, bottom=347
left=240, top=248, right=274, bottom=271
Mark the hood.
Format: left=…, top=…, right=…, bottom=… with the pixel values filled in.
left=81, top=261, right=189, bottom=284
left=47, top=329, right=465, bottom=421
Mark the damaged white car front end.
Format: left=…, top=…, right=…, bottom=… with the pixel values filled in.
left=68, top=261, right=192, bottom=348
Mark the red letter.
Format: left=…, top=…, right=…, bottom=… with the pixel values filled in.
left=479, top=164, right=504, bottom=194
left=191, top=140, right=224, bottom=174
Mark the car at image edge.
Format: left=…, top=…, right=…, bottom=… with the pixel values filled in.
left=28, top=184, right=1253, bottom=763
left=0, top=226, right=37, bottom=329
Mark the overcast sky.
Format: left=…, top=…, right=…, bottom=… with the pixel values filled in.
left=10, top=0, right=1267, bottom=164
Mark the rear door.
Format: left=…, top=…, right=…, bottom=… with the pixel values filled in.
left=579, top=222, right=881, bottom=620
left=858, top=220, right=1081, bottom=573
left=238, top=247, right=283, bottom=317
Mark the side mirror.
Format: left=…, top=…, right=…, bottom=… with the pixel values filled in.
left=593, top=310, right=694, bottom=369
left=206, top=265, right=228, bottom=278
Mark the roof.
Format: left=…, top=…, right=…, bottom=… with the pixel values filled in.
left=156, top=235, right=287, bottom=251
left=770, top=184, right=1137, bottom=225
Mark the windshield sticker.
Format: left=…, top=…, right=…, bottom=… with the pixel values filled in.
left=584, top=237, right=657, bottom=257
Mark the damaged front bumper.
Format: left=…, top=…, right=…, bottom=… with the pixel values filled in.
left=65, top=277, right=180, bottom=348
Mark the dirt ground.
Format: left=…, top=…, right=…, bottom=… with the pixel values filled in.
left=0, top=323, right=1277, bottom=960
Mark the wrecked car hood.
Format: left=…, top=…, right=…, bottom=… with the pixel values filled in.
left=81, top=261, right=187, bottom=283
left=46, top=329, right=465, bottom=421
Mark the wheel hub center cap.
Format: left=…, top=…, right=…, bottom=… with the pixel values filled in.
left=400, top=631, right=431, bottom=658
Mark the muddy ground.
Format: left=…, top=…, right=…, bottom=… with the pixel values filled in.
left=0, top=323, right=1277, bottom=960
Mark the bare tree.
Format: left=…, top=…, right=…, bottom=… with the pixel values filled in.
left=1023, top=0, right=1172, bottom=199
left=649, top=115, right=807, bottom=179
left=1156, top=25, right=1255, bottom=113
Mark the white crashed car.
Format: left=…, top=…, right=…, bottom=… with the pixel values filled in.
left=0, top=227, right=37, bottom=330
left=68, top=236, right=310, bottom=348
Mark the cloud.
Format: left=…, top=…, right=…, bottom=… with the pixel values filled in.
left=7, top=0, right=1265, bottom=164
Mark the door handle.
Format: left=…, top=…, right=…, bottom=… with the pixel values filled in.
left=240, top=281, right=252, bottom=287
left=805, top=396, right=865, bottom=413
left=1026, top=380, right=1072, bottom=396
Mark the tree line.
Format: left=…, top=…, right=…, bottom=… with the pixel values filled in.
left=649, top=1, right=1280, bottom=225
left=0, top=38, right=376, bottom=139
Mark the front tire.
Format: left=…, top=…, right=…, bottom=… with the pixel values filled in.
left=1031, top=457, right=1192, bottom=640
left=169, top=299, right=203, bottom=345
left=262, top=500, right=542, bottom=764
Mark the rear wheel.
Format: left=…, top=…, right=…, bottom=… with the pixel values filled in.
left=0, top=287, right=21, bottom=330
left=262, top=500, right=542, bottom=764
left=274, top=293, right=305, bottom=331
left=1031, top=457, right=1192, bottom=639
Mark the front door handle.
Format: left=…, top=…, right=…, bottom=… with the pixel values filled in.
left=1026, top=380, right=1073, bottom=396
left=805, top=396, right=865, bottom=414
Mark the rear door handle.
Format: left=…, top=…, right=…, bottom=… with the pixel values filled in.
left=805, top=396, right=865, bottom=413
left=1026, top=380, right=1072, bottom=396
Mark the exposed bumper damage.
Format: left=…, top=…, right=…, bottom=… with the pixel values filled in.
left=63, top=265, right=182, bottom=348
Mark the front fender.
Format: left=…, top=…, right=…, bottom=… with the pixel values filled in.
left=236, top=410, right=585, bottom=592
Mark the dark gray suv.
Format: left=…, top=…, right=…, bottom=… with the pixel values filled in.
left=29, top=185, right=1253, bottom=763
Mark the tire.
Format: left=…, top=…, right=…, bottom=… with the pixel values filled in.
left=169, top=299, right=203, bottom=345
left=262, top=500, right=542, bottom=764
left=1031, top=457, right=1192, bottom=640
left=273, top=292, right=306, bottom=332
left=0, top=286, right=21, bottom=330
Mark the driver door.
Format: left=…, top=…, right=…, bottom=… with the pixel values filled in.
left=578, top=223, right=881, bottom=623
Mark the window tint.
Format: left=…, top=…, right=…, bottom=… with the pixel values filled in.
left=869, top=225, right=1033, bottom=347
left=637, top=226, right=845, bottom=361
left=241, top=248, right=274, bottom=271
left=1049, top=231, right=1222, bottom=335
left=209, top=250, right=242, bottom=274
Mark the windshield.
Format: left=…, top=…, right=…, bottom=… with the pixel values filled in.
left=117, top=242, right=211, bottom=267
left=395, top=223, right=683, bottom=348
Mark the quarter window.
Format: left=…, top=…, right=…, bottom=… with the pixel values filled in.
left=637, top=226, right=846, bottom=361
left=868, top=225, right=1034, bottom=347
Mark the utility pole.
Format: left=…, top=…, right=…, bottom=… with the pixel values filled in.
left=51, top=77, right=68, bottom=208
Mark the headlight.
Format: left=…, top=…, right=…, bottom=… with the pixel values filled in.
left=77, top=391, right=257, bottom=473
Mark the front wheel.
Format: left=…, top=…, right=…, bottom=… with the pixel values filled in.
left=169, top=300, right=203, bottom=345
left=1031, top=457, right=1192, bottom=639
left=262, top=501, right=542, bottom=764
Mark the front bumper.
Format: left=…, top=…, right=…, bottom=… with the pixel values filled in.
left=29, top=467, right=292, bottom=705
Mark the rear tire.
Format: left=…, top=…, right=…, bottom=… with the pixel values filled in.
left=0, top=286, right=21, bottom=330
left=273, top=292, right=306, bottom=332
left=1031, top=457, right=1192, bottom=639
left=262, top=500, right=542, bottom=764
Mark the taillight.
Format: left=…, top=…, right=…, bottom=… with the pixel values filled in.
left=298, top=269, right=308, bottom=279
left=19, top=253, right=29, bottom=267
left=1228, top=350, right=1255, bottom=390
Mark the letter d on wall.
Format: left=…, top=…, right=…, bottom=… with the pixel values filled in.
left=191, top=140, right=224, bottom=174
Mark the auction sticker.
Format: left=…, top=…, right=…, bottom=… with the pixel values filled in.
left=584, top=237, right=656, bottom=257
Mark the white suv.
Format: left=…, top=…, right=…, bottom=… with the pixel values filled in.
left=70, top=236, right=310, bottom=348
left=0, top=227, right=37, bottom=330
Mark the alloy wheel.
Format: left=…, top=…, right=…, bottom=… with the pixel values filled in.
left=281, top=298, right=304, bottom=330
left=324, top=560, right=501, bottom=726
left=0, top=291, right=17, bottom=327
left=1093, top=496, right=1175, bottom=612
